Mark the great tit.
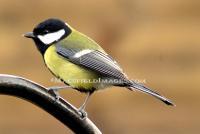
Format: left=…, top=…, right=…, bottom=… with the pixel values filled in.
left=24, top=18, right=174, bottom=115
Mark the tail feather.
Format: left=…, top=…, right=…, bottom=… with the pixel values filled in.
left=127, top=81, right=175, bottom=106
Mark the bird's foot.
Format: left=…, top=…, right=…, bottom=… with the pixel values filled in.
left=48, top=88, right=60, bottom=102
left=78, top=108, right=87, bottom=118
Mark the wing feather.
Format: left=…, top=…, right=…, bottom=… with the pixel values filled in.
left=56, top=45, right=127, bottom=81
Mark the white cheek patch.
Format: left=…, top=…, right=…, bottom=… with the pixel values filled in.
left=37, top=29, right=65, bottom=45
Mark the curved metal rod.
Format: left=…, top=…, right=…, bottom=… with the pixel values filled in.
left=0, top=74, right=101, bottom=134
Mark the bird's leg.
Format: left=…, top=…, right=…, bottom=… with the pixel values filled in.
left=78, top=92, right=92, bottom=118
left=48, top=85, right=71, bottom=91
left=48, top=85, right=71, bottom=101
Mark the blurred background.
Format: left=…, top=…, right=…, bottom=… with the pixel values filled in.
left=0, top=0, right=199, bottom=133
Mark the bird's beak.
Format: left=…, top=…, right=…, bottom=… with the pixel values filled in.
left=23, top=32, right=35, bottom=38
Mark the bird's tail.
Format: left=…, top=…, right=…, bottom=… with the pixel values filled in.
left=127, top=81, right=175, bottom=106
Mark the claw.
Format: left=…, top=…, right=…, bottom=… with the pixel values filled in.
left=48, top=88, right=60, bottom=102
left=78, top=108, right=88, bottom=118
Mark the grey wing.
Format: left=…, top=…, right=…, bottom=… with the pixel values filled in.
left=55, top=45, right=176, bottom=106
left=56, top=45, right=128, bottom=82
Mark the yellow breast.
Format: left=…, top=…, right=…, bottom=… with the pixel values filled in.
left=44, top=45, right=99, bottom=91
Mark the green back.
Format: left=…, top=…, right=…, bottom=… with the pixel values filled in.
left=58, top=29, right=106, bottom=52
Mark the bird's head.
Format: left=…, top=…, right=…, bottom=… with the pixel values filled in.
left=24, top=18, right=72, bottom=54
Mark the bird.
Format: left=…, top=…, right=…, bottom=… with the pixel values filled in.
left=24, top=18, right=174, bottom=116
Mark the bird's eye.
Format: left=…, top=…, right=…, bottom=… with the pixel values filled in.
left=43, top=30, right=49, bottom=34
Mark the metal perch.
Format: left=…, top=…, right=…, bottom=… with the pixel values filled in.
left=0, top=74, right=101, bottom=134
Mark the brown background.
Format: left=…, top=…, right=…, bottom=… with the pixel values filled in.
left=0, top=0, right=199, bottom=133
